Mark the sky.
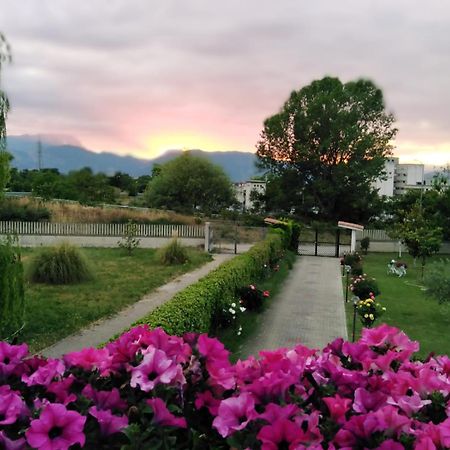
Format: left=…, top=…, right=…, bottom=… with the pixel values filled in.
left=0, top=0, right=449, bottom=166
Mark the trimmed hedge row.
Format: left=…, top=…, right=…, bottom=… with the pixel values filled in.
left=137, top=231, right=285, bottom=335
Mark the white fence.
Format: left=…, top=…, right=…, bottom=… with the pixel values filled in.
left=0, top=221, right=204, bottom=238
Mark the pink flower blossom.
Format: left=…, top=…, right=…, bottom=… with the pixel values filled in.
left=323, top=394, right=352, bottom=424
left=21, top=359, right=65, bottom=387
left=0, top=431, right=26, bottom=450
left=46, top=376, right=77, bottom=406
left=257, top=419, right=303, bottom=450
left=263, top=290, right=270, bottom=297
left=213, top=393, right=257, bottom=437
left=89, top=406, right=128, bottom=436
left=64, top=347, right=112, bottom=375
left=81, top=385, right=127, bottom=411
left=25, top=403, right=86, bottom=450
left=0, top=386, right=27, bottom=425
left=147, top=398, right=187, bottom=428
left=130, top=346, right=184, bottom=392
left=0, top=342, right=28, bottom=379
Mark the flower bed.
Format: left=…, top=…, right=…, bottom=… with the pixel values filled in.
left=1, top=325, right=449, bottom=449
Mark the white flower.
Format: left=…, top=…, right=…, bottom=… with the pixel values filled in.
left=229, top=308, right=236, bottom=314
left=240, top=307, right=246, bottom=312
left=237, top=331, right=242, bottom=336
left=231, top=303, right=236, bottom=308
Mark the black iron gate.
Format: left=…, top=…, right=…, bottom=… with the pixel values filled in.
left=298, top=227, right=351, bottom=257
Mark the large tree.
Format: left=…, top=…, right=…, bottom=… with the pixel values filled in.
left=0, top=33, right=11, bottom=200
left=144, top=152, right=234, bottom=213
left=257, top=76, right=397, bottom=222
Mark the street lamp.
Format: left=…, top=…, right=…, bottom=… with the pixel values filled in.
left=345, top=265, right=351, bottom=303
left=352, top=295, right=359, bottom=342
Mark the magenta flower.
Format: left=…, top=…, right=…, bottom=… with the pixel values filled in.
left=258, top=403, right=299, bottom=424
left=147, top=398, right=187, bottom=428
left=46, top=376, right=77, bottom=406
left=257, top=418, right=303, bottom=450
left=0, top=386, right=27, bottom=425
left=353, top=387, right=387, bottom=413
left=323, top=394, right=352, bottom=424
left=130, top=346, right=184, bottom=392
left=0, top=342, right=28, bottom=379
left=64, top=347, right=112, bottom=375
left=0, top=431, right=26, bottom=450
left=212, top=393, right=257, bottom=437
left=25, top=403, right=86, bottom=450
left=195, top=390, right=221, bottom=415
left=21, top=359, right=65, bottom=387
left=197, top=334, right=230, bottom=364
left=81, top=385, right=127, bottom=411
left=89, top=406, right=128, bottom=436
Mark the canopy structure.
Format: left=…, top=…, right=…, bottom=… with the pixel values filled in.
left=338, top=221, right=364, bottom=253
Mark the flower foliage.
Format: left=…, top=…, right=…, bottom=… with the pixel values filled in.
left=0, top=325, right=449, bottom=449
left=350, top=274, right=381, bottom=300
left=356, top=296, right=386, bottom=327
left=238, top=284, right=270, bottom=311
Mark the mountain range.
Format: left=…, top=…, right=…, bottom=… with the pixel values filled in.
left=6, top=135, right=260, bottom=182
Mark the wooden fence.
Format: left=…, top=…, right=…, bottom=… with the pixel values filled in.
left=0, top=222, right=205, bottom=238
left=356, top=229, right=393, bottom=241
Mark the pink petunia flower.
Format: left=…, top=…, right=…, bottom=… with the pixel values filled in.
left=0, top=342, right=28, bottom=379
left=81, top=385, right=127, bottom=411
left=89, top=406, right=128, bottom=436
left=257, top=418, right=303, bottom=450
left=323, top=394, right=352, bottom=424
left=147, top=398, right=187, bottom=428
left=46, top=376, right=77, bottom=406
left=25, top=403, right=86, bottom=450
left=0, top=386, right=27, bottom=425
left=263, top=290, right=270, bottom=297
left=130, top=346, right=184, bottom=392
left=64, top=347, right=112, bottom=375
left=21, top=359, right=65, bottom=387
left=213, top=393, right=257, bottom=438
left=0, top=431, right=26, bottom=450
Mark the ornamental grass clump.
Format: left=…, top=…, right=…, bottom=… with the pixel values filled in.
left=28, top=243, right=94, bottom=284
left=350, top=274, right=380, bottom=300
left=158, top=238, right=190, bottom=265
left=0, top=325, right=448, bottom=449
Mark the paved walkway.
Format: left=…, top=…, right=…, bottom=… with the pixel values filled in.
left=242, top=256, right=348, bottom=357
left=41, top=254, right=235, bottom=358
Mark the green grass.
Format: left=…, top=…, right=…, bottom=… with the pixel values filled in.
left=344, top=253, right=450, bottom=358
left=215, top=251, right=297, bottom=362
left=19, top=247, right=211, bottom=352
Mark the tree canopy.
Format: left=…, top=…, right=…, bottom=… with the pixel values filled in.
left=144, top=152, right=235, bottom=213
left=256, top=76, right=397, bottom=222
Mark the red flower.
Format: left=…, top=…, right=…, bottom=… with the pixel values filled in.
left=263, top=290, right=270, bottom=298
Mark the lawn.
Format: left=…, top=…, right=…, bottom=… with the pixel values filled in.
left=215, top=251, right=297, bottom=362
left=344, top=252, right=450, bottom=358
left=19, top=247, right=211, bottom=352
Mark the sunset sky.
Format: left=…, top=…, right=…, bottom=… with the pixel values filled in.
left=0, top=0, right=449, bottom=166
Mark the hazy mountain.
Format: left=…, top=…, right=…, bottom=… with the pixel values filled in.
left=6, top=135, right=260, bottom=182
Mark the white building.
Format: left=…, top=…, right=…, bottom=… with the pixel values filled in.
left=373, top=158, right=426, bottom=197
left=234, top=180, right=266, bottom=211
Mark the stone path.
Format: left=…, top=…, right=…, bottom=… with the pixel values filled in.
left=41, top=254, right=235, bottom=358
left=242, top=256, right=348, bottom=358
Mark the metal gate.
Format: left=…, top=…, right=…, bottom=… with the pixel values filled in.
left=298, top=227, right=351, bottom=257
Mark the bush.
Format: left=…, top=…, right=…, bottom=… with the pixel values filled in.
left=0, top=200, right=51, bottom=221
left=0, top=325, right=447, bottom=449
left=237, top=284, right=270, bottom=311
left=424, top=259, right=450, bottom=303
left=28, top=243, right=94, bottom=284
left=0, top=235, right=25, bottom=340
left=342, top=251, right=362, bottom=267
left=117, top=220, right=140, bottom=255
left=350, top=274, right=380, bottom=300
left=138, top=231, right=285, bottom=335
left=360, top=236, right=370, bottom=254
left=158, top=239, right=190, bottom=265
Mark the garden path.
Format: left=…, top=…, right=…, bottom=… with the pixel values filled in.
left=242, top=256, right=348, bottom=357
left=41, top=253, right=237, bottom=358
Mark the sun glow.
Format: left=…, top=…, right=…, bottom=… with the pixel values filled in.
left=395, top=141, right=450, bottom=167
left=143, top=132, right=242, bottom=157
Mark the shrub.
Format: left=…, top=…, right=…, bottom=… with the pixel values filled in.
left=138, top=231, right=285, bottom=335
left=360, top=236, right=370, bottom=254
left=0, top=199, right=51, bottom=221
left=28, top=243, right=94, bottom=284
left=0, top=325, right=447, bottom=449
left=350, top=274, right=380, bottom=300
left=351, top=262, right=364, bottom=276
left=355, top=296, right=386, bottom=327
left=424, top=259, right=450, bottom=304
left=117, top=220, right=140, bottom=255
left=0, top=235, right=25, bottom=340
left=342, top=251, right=362, bottom=267
left=158, top=238, right=190, bottom=265
left=237, top=284, right=269, bottom=311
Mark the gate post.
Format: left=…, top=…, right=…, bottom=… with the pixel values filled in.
left=204, top=222, right=211, bottom=252
left=335, top=228, right=340, bottom=257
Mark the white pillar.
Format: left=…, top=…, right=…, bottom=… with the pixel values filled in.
left=351, top=230, right=356, bottom=253
left=204, top=222, right=211, bottom=252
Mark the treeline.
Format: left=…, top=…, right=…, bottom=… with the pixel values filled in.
left=7, top=167, right=151, bottom=204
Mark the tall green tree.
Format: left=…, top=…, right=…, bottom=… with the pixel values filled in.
left=144, top=152, right=234, bottom=213
left=256, top=76, right=397, bottom=222
left=0, top=33, right=12, bottom=200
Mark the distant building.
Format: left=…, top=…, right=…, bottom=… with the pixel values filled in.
left=373, top=158, right=427, bottom=197
left=234, top=180, right=266, bottom=211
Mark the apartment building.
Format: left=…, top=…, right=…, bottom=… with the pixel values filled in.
left=234, top=180, right=266, bottom=211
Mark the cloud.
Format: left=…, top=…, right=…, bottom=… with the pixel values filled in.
left=0, top=0, right=449, bottom=163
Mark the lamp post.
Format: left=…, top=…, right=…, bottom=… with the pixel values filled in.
left=352, top=296, right=359, bottom=342
left=345, top=265, right=351, bottom=303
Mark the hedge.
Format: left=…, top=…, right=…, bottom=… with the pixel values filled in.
left=0, top=235, right=25, bottom=339
left=136, top=231, right=285, bottom=335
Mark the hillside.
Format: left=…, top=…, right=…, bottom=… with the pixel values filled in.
left=6, top=136, right=260, bottom=182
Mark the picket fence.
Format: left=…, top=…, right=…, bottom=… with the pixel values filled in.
left=0, top=221, right=205, bottom=238
left=356, top=229, right=393, bottom=241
